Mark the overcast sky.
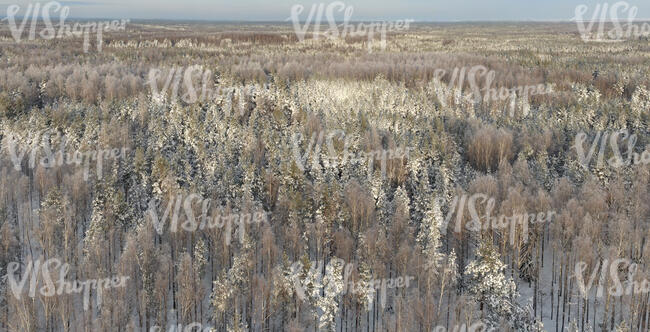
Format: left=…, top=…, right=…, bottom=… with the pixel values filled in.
left=1, top=0, right=650, bottom=21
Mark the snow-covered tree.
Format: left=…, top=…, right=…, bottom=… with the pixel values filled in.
left=417, top=198, right=445, bottom=272
left=316, top=258, right=345, bottom=331
left=393, top=185, right=411, bottom=221
left=465, top=242, right=542, bottom=331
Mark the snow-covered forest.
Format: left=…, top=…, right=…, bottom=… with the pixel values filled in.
left=0, top=19, right=648, bottom=332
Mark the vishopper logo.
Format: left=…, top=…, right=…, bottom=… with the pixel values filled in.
left=431, top=65, right=554, bottom=117
left=574, top=258, right=650, bottom=298
left=146, top=66, right=230, bottom=106
left=2, top=129, right=129, bottom=181
left=1, top=1, right=129, bottom=52
left=145, top=193, right=270, bottom=245
left=573, top=2, right=650, bottom=42
left=2, top=257, right=129, bottom=311
left=433, top=321, right=495, bottom=332
left=149, top=322, right=214, bottom=332
left=290, top=258, right=414, bottom=309
left=287, top=1, right=414, bottom=52
left=291, top=129, right=413, bottom=179
left=573, top=129, right=650, bottom=169
left=435, top=194, right=556, bottom=245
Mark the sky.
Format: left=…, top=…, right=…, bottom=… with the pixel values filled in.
left=1, top=0, right=650, bottom=22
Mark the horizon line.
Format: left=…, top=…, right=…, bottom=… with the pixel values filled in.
left=4, top=17, right=650, bottom=23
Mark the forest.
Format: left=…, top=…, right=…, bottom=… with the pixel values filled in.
left=0, top=18, right=648, bottom=332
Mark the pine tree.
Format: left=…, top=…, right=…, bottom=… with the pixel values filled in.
left=393, top=185, right=411, bottom=221
left=438, top=249, right=458, bottom=317
left=317, top=258, right=345, bottom=332
left=38, top=189, right=65, bottom=258
left=465, top=241, right=543, bottom=331
left=417, top=198, right=444, bottom=272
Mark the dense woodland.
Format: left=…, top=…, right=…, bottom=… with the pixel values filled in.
left=0, top=22, right=648, bottom=331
